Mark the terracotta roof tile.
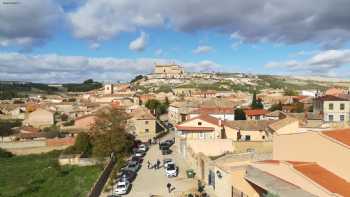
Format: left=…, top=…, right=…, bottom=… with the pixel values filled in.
left=244, top=109, right=269, bottom=116
left=316, top=95, right=350, bottom=101
left=292, top=162, right=350, bottom=197
left=257, top=160, right=350, bottom=196
left=322, top=128, right=350, bottom=147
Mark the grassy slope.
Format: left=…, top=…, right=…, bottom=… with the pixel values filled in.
left=0, top=151, right=100, bottom=197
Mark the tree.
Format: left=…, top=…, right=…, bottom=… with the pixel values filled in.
left=0, top=120, right=21, bottom=142
left=234, top=108, right=246, bottom=120
left=90, top=109, right=135, bottom=158
left=130, top=75, right=144, bottom=83
left=269, top=101, right=282, bottom=111
left=284, top=89, right=298, bottom=96
left=83, top=79, right=94, bottom=84
left=145, top=99, right=168, bottom=117
left=0, top=148, right=13, bottom=158
left=43, top=125, right=61, bottom=139
left=251, top=92, right=264, bottom=109
left=74, top=133, right=92, bottom=156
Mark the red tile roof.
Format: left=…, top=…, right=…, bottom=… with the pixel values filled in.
left=322, top=128, right=350, bottom=147
left=316, top=95, right=350, bottom=101
left=20, top=126, right=40, bottom=133
left=292, top=162, right=350, bottom=197
left=244, top=109, right=269, bottom=116
left=175, top=126, right=215, bottom=132
left=257, top=160, right=350, bottom=196
left=195, top=114, right=221, bottom=126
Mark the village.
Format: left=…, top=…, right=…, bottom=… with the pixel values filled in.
left=0, top=64, right=350, bottom=197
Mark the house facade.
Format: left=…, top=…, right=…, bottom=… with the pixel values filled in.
left=128, top=107, right=159, bottom=142
left=23, top=108, right=54, bottom=128
left=313, top=95, right=350, bottom=123
left=175, top=114, right=224, bottom=140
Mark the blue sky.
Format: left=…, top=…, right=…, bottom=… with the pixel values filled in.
left=0, top=0, right=350, bottom=82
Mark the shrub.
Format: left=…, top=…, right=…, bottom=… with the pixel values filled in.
left=0, top=148, right=13, bottom=158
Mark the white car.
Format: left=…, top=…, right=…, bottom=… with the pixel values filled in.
left=114, top=180, right=130, bottom=195
left=163, top=159, right=174, bottom=169
left=165, top=163, right=177, bottom=177
left=138, top=144, right=148, bottom=152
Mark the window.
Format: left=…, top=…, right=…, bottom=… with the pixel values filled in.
left=340, top=103, right=345, bottom=110
left=198, top=122, right=202, bottom=126
left=329, top=115, right=334, bottom=122
left=145, top=121, right=149, bottom=124
left=340, top=115, right=345, bottom=122
left=199, top=132, right=205, bottom=139
left=329, top=103, right=334, bottom=110
left=245, top=135, right=251, bottom=141
left=145, top=129, right=149, bottom=132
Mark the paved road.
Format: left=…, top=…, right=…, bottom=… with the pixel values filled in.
left=101, top=133, right=197, bottom=197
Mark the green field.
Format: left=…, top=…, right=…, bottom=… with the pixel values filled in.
left=0, top=151, right=101, bottom=197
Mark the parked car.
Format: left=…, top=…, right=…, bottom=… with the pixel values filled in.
left=161, top=148, right=172, bottom=155
left=165, top=163, right=177, bottom=177
left=119, top=169, right=136, bottom=182
left=134, top=150, right=146, bottom=157
left=138, top=144, right=148, bottom=152
left=159, top=142, right=169, bottom=149
left=165, top=139, right=175, bottom=146
left=114, top=179, right=130, bottom=195
left=163, top=158, right=174, bottom=168
left=131, top=155, right=142, bottom=164
left=125, top=161, right=140, bottom=173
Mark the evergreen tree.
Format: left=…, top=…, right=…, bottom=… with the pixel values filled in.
left=234, top=108, right=246, bottom=120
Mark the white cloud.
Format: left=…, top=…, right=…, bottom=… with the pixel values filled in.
left=0, top=0, right=63, bottom=48
left=0, top=52, right=221, bottom=83
left=265, top=49, right=350, bottom=75
left=68, top=0, right=163, bottom=43
left=68, top=0, right=350, bottom=48
left=129, top=32, right=148, bottom=52
left=193, top=45, right=214, bottom=54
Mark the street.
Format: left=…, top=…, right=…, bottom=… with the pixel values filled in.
left=101, top=133, right=197, bottom=197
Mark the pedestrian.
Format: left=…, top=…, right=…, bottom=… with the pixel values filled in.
left=166, top=183, right=171, bottom=193
left=147, top=160, right=150, bottom=169
left=153, top=162, right=157, bottom=170
left=156, top=159, right=160, bottom=169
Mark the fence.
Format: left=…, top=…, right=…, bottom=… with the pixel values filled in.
left=86, top=154, right=116, bottom=197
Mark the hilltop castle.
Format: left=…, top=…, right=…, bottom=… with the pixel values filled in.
left=149, top=64, right=185, bottom=79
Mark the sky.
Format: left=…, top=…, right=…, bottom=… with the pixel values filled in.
left=1, top=0, right=350, bottom=83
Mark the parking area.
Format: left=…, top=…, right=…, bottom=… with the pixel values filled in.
left=101, top=133, right=197, bottom=197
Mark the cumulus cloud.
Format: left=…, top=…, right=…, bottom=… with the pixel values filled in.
left=0, top=0, right=63, bottom=48
left=129, top=32, right=148, bottom=52
left=193, top=45, right=214, bottom=54
left=68, top=0, right=163, bottom=43
left=68, top=0, right=350, bottom=48
left=265, top=49, right=350, bottom=75
left=0, top=52, right=221, bottom=83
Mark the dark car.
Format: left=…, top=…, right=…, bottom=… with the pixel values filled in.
left=159, top=141, right=170, bottom=149
left=165, top=139, right=174, bottom=146
left=125, top=161, right=140, bottom=173
left=161, top=147, right=172, bottom=155
left=118, top=169, right=136, bottom=182
left=131, top=156, right=142, bottom=164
